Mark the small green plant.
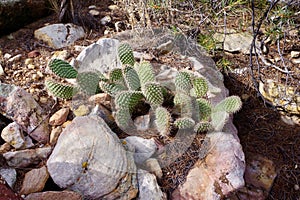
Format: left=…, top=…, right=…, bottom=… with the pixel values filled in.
left=45, top=42, right=242, bottom=135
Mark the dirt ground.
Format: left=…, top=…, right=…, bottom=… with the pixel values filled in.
left=0, top=0, right=299, bottom=199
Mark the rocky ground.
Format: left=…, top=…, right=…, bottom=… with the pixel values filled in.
left=0, top=0, right=299, bottom=199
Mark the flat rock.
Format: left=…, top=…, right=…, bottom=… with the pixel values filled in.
left=1, top=122, right=25, bottom=149
left=74, top=38, right=120, bottom=73
left=34, top=23, right=85, bottom=49
left=0, top=168, right=17, bottom=188
left=138, top=169, right=166, bottom=200
left=24, top=191, right=82, bottom=200
left=214, top=32, right=254, bottom=54
left=3, top=147, right=52, bottom=168
left=47, top=115, right=138, bottom=199
left=20, top=166, right=49, bottom=195
left=125, top=136, right=157, bottom=165
left=0, top=83, right=50, bottom=143
left=49, top=108, right=69, bottom=126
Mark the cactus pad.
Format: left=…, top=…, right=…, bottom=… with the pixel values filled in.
left=99, top=81, right=126, bottom=97
left=45, top=79, right=77, bottom=99
left=196, top=98, right=212, bottom=120
left=194, top=121, right=212, bottom=133
left=175, top=71, right=192, bottom=93
left=118, top=43, right=135, bottom=66
left=174, top=117, right=195, bottom=129
left=77, top=71, right=103, bottom=95
left=192, top=77, right=208, bottom=98
left=135, top=61, right=155, bottom=87
left=48, top=59, right=78, bottom=78
left=155, top=107, right=171, bottom=136
left=143, top=82, right=164, bottom=106
left=115, top=91, right=144, bottom=112
left=123, top=65, right=141, bottom=90
left=214, top=95, right=242, bottom=113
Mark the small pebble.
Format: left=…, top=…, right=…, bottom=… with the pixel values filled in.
left=28, top=50, right=41, bottom=58
left=294, top=184, right=299, bottom=191
left=27, top=64, right=35, bottom=69
left=291, top=51, right=300, bottom=58
left=24, top=58, right=33, bottom=65
left=39, top=97, right=48, bottom=104
left=108, top=5, right=119, bottom=10
left=89, top=9, right=100, bottom=16
left=88, top=5, right=97, bottom=9
left=8, top=54, right=22, bottom=62
left=4, top=53, right=12, bottom=59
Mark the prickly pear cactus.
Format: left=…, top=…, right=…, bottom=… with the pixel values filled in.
left=118, top=43, right=135, bottom=66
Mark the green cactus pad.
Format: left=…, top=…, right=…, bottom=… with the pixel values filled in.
left=115, top=108, right=133, bottom=130
left=45, top=79, right=77, bottom=99
left=155, top=107, right=171, bottom=136
left=123, top=65, right=141, bottom=90
left=118, top=43, right=135, bottom=66
left=109, top=68, right=124, bottom=83
left=175, top=71, right=192, bottom=93
left=214, top=95, right=242, bottom=114
left=135, top=61, right=155, bottom=87
left=174, top=117, right=195, bottom=129
left=192, top=77, right=208, bottom=98
left=143, top=82, right=164, bottom=106
left=77, top=71, right=103, bottom=95
left=196, top=98, right=212, bottom=120
left=48, top=59, right=78, bottom=78
left=99, top=81, right=126, bottom=97
left=115, top=91, right=144, bottom=112
left=194, top=121, right=212, bottom=133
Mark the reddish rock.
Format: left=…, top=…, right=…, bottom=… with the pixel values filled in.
left=27, top=50, right=40, bottom=58
left=49, top=108, right=69, bottom=126
left=20, top=166, right=49, bottom=195
left=0, top=175, right=23, bottom=200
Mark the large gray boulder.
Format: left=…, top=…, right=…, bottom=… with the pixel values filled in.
left=47, top=115, right=138, bottom=199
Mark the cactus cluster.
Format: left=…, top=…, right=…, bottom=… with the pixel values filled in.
left=45, top=42, right=242, bottom=135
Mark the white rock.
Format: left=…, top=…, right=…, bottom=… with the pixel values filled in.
left=134, top=114, right=150, bottom=131
left=3, top=53, right=12, bottom=59
left=89, top=9, right=100, bottom=16
left=100, top=16, right=111, bottom=25
left=145, top=158, right=163, bottom=179
left=125, top=136, right=157, bottom=165
left=0, top=64, right=4, bottom=76
left=137, top=169, right=166, bottom=200
left=8, top=54, right=22, bottom=62
left=75, top=38, right=120, bottom=73
left=74, top=45, right=86, bottom=52
left=1, top=122, right=25, bottom=149
left=291, top=51, right=300, bottom=58
left=0, top=168, right=17, bottom=188
left=214, top=32, right=254, bottom=54
left=34, top=23, right=85, bottom=49
left=108, top=5, right=119, bottom=10
left=47, top=115, right=138, bottom=199
left=88, top=5, right=97, bottom=9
